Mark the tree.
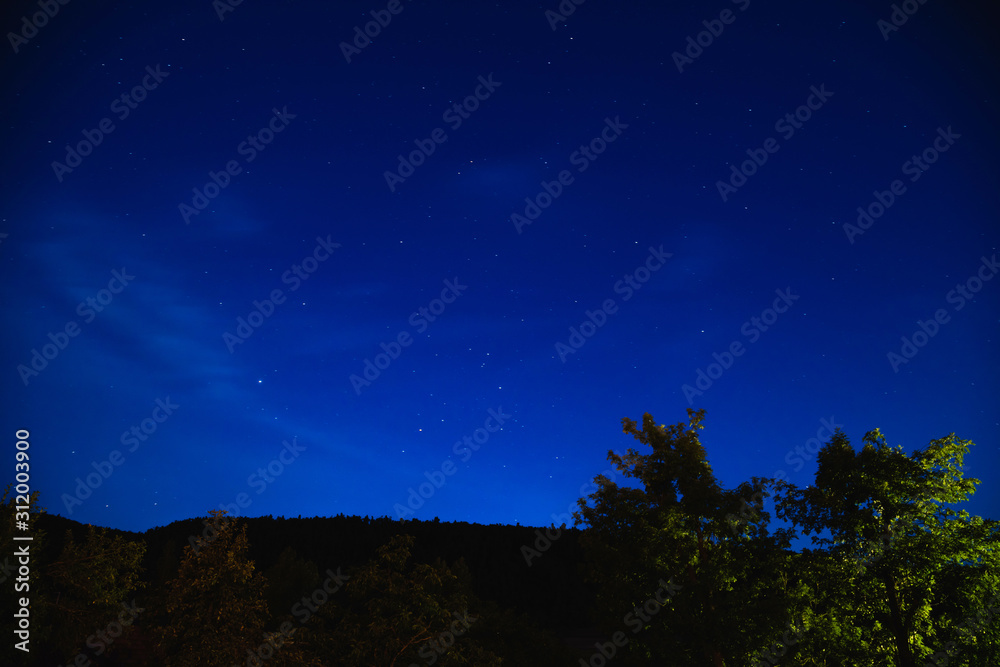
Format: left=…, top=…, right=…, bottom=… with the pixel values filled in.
left=574, top=409, right=798, bottom=666
left=774, top=427, right=1000, bottom=666
left=262, top=545, right=320, bottom=623
left=306, top=533, right=502, bottom=666
left=1, top=489, right=149, bottom=665
left=42, top=524, right=146, bottom=662
left=155, top=510, right=269, bottom=666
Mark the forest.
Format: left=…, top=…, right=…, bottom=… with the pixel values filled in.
left=4, top=409, right=998, bottom=666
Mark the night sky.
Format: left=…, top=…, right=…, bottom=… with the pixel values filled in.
left=3, top=0, right=998, bottom=533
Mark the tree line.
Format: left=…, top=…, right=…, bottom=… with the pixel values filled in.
left=3, top=408, right=997, bottom=665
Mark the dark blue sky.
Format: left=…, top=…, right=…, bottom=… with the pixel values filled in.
left=3, top=0, right=997, bottom=532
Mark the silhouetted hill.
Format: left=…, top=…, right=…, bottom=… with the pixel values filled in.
left=37, top=511, right=595, bottom=634
left=140, top=513, right=594, bottom=632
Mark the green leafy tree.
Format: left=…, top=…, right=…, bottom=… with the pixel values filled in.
left=155, top=510, right=269, bottom=666
left=263, top=545, right=320, bottom=622
left=307, top=533, right=502, bottom=666
left=2, top=489, right=148, bottom=665
left=42, top=524, right=147, bottom=662
left=247, top=545, right=326, bottom=667
left=574, top=409, right=799, bottom=666
left=774, top=427, right=1000, bottom=666
left=470, top=598, right=578, bottom=666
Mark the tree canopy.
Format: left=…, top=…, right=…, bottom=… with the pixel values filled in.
left=4, top=411, right=997, bottom=666
left=573, top=410, right=999, bottom=667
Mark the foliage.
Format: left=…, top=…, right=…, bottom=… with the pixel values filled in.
left=7, top=413, right=997, bottom=667
left=574, top=409, right=798, bottom=666
left=773, top=427, right=1000, bottom=666
left=1, top=486, right=149, bottom=665
left=42, top=524, right=147, bottom=661
left=155, top=510, right=269, bottom=666
left=263, top=545, right=320, bottom=623
left=305, top=533, right=503, bottom=665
